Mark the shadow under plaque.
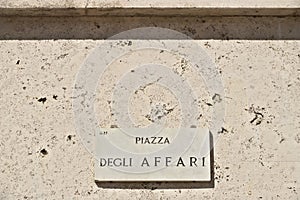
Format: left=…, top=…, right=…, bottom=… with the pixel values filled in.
left=95, top=132, right=215, bottom=189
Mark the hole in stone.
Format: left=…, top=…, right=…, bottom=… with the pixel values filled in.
left=37, top=97, right=47, bottom=104
left=40, top=149, right=48, bottom=155
left=67, top=135, right=72, bottom=141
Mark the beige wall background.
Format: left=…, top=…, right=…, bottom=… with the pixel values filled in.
left=0, top=1, right=299, bottom=199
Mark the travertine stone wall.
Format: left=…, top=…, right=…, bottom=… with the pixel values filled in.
left=0, top=1, right=299, bottom=200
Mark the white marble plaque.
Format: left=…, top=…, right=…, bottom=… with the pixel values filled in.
left=95, top=128, right=211, bottom=181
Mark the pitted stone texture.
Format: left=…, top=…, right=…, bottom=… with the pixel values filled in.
left=0, top=40, right=299, bottom=199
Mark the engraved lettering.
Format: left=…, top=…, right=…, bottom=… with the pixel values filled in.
left=141, top=157, right=150, bottom=167
left=176, top=157, right=185, bottom=167
left=135, top=137, right=170, bottom=144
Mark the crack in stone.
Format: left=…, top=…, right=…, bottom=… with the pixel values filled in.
left=135, top=77, right=162, bottom=94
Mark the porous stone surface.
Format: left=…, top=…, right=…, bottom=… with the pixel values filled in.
left=0, top=0, right=299, bottom=196
left=0, top=36, right=299, bottom=199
